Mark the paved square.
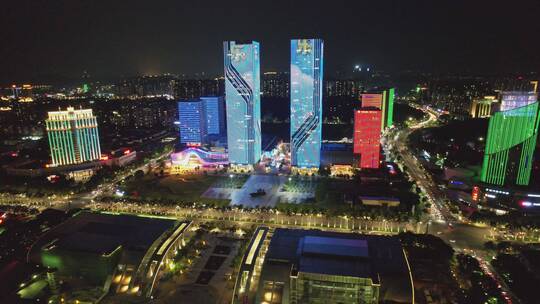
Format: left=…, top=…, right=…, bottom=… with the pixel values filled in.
left=202, top=174, right=316, bottom=207
left=229, top=175, right=286, bottom=207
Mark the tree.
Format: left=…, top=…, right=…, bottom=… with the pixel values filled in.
left=134, top=170, right=145, bottom=180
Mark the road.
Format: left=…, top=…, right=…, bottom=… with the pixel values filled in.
left=0, top=150, right=174, bottom=214
left=66, top=150, right=173, bottom=209
left=89, top=200, right=415, bottom=235
left=385, top=104, right=515, bottom=303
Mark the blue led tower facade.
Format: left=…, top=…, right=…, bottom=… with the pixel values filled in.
left=224, top=41, right=261, bottom=166
left=178, top=100, right=206, bottom=145
left=200, top=96, right=226, bottom=136
left=290, top=39, right=324, bottom=171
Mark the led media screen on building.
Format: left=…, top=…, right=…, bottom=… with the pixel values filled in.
left=500, top=92, right=537, bottom=111
left=224, top=41, right=261, bottom=165
left=290, top=39, right=324, bottom=168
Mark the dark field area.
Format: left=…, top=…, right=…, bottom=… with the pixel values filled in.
left=393, top=102, right=426, bottom=123
left=204, top=256, right=227, bottom=271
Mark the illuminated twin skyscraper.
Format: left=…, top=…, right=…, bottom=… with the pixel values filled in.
left=224, top=41, right=261, bottom=169
left=46, top=107, right=101, bottom=166
left=290, top=39, right=324, bottom=173
left=224, top=39, right=323, bottom=172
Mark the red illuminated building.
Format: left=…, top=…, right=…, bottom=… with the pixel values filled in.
left=354, top=109, right=382, bottom=168
left=471, top=186, right=480, bottom=201
left=360, top=93, right=383, bottom=108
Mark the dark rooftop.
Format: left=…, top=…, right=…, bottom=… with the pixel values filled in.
left=261, top=229, right=413, bottom=303
left=266, top=229, right=407, bottom=280
left=300, top=236, right=368, bottom=258
left=299, top=255, right=373, bottom=279
left=31, top=211, right=178, bottom=265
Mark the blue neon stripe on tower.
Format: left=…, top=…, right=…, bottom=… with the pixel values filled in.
left=290, top=39, right=324, bottom=168
left=224, top=41, right=261, bottom=165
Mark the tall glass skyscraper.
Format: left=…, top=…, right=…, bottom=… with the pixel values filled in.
left=46, top=107, right=101, bottom=166
left=178, top=100, right=206, bottom=145
left=290, top=39, right=324, bottom=171
left=200, top=96, right=225, bottom=136
left=481, top=100, right=539, bottom=186
left=224, top=41, right=261, bottom=167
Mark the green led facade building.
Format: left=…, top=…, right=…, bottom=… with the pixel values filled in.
left=46, top=107, right=101, bottom=166
left=481, top=101, right=540, bottom=186
left=360, top=87, right=395, bottom=131
left=381, top=87, right=395, bottom=130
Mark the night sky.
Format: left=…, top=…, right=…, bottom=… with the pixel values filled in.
left=2, top=0, right=540, bottom=84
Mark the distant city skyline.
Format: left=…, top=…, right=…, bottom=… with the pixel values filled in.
left=2, top=0, right=540, bottom=84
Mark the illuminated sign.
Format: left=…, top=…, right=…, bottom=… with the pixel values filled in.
left=170, top=147, right=228, bottom=171
left=500, top=92, right=537, bottom=111
left=361, top=93, right=383, bottom=108
left=296, top=39, right=312, bottom=54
